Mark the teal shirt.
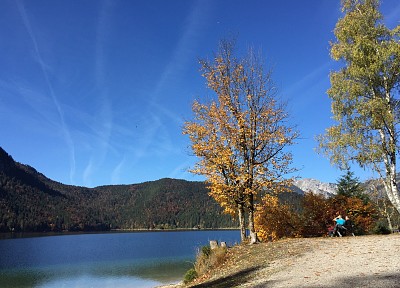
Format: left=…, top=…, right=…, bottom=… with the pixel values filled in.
left=336, top=218, right=345, bottom=225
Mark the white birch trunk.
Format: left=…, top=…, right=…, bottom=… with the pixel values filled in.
left=384, top=163, right=400, bottom=214
left=379, top=124, right=400, bottom=214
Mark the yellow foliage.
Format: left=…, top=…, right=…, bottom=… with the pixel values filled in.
left=183, top=39, right=298, bottom=239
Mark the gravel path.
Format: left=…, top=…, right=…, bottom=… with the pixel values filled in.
left=245, top=234, right=400, bottom=288
left=163, top=234, right=400, bottom=288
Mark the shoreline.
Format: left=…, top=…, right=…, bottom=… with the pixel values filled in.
left=0, top=227, right=240, bottom=240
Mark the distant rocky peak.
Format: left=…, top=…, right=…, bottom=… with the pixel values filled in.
left=293, top=178, right=338, bottom=197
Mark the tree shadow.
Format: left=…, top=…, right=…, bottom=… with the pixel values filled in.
left=251, top=272, right=400, bottom=288
left=323, top=272, right=400, bottom=288
left=190, top=266, right=262, bottom=288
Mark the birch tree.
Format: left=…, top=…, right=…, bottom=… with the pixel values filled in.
left=183, top=40, right=298, bottom=243
left=318, top=0, right=400, bottom=213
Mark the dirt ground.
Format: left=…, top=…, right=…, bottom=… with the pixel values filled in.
left=162, top=233, right=400, bottom=288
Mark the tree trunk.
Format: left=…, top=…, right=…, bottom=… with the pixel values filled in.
left=383, top=150, right=400, bottom=214
left=384, top=171, right=400, bottom=214
left=386, top=211, right=393, bottom=232
left=380, top=198, right=394, bottom=231
left=237, top=202, right=246, bottom=242
left=248, top=210, right=257, bottom=244
left=247, top=194, right=257, bottom=244
left=378, top=124, right=400, bottom=214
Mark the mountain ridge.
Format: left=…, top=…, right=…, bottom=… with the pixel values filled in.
left=294, top=178, right=338, bottom=197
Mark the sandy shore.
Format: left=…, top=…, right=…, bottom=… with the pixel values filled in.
left=161, top=233, right=400, bottom=288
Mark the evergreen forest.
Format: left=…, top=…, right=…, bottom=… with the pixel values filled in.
left=0, top=147, right=236, bottom=232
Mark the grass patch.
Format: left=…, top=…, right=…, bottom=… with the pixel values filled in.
left=183, top=244, right=228, bottom=284
left=184, top=268, right=198, bottom=284
left=195, top=245, right=227, bottom=276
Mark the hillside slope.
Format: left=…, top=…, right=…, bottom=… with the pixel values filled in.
left=0, top=147, right=236, bottom=232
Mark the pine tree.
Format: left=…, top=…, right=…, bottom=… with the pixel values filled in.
left=336, top=170, right=370, bottom=204
left=337, top=170, right=363, bottom=198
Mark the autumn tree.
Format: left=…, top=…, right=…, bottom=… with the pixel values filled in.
left=329, top=195, right=377, bottom=234
left=256, top=190, right=378, bottom=240
left=255, top=194, right=301, bottom=241
left=183, top=40, right=298, bottom=243
left=317, top=0, right=400, bottom=213
left=300, top=192, right=333, bottom=237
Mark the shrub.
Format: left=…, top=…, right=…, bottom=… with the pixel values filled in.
left=183, top=268, right=198, bottom=284
left=201, top=245, right=212, bottom=257
left=373, top=221, right=391, bottom=235
left=194, top=245, right=227, bottom=277
left=255, top=194, right=301, bottom=241
left=255, top=192, right=379, bottom=241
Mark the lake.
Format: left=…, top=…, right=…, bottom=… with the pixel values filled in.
left=0, top=230, right=240, bottom=288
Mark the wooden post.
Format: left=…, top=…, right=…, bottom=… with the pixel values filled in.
left=209, top=240, right=218, bottom=250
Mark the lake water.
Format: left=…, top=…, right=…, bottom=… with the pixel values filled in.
left=0, top=230, right=240, bottom=288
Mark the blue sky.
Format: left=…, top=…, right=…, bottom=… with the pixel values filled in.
left=1, top=0, right=399, bottom=188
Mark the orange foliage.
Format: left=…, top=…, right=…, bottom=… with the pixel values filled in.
left=300, top=192, right=334, bottom=237
left=255, top=194, right=301, bottom=241
left=183, top=40, right=298, bottom=240
left=255, top=192, right=378, bottom=241
left=328, top=195, right=377, bottom=234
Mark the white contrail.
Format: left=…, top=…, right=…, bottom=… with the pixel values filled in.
left=16, top=0, right=76, bottom=183
left=150, top=0, right=209, bottom=102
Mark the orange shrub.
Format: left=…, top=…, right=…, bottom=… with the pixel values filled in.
left=255, top=192, right=378, bottom=241
left=300, top=192, right=333, bottom=237
left=255, top=194, right=301, bottom=241
left=328, top=195, right=377, bottom=234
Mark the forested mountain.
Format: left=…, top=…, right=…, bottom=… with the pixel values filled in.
left=0, top=147, right=236, bottom=232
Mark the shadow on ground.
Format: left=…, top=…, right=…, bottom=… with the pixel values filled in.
left=190, top=266, right=262, bottom=288
left=252, top=272, right=400, bottom=288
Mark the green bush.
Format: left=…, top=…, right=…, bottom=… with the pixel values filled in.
left=183, top=268, right=198, bottom=284
left=373, top=222, right=391, bottom=235
left=201, top=245, right=212, bottom=257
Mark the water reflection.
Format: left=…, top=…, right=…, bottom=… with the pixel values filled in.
left=1, top=259, right=191, bottom=287
left=0, top=230, right=239, bottom=287
left=37, top=276, right=162, bottom=288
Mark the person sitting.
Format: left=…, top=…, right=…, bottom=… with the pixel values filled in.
left=333, top=215, right=346, bottom=237
left=327, top=225, right=335, bottom=237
